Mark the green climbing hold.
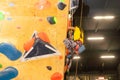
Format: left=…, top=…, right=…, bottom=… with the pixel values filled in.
left=53, top=17, right=57, bottom=23
left=47, top=16, right=57, bottom=25
left=60, top=0, right=64, bottom=2
left=0, top=12, right=5, bottom=20
left=0, top=64, right=2, bottom=68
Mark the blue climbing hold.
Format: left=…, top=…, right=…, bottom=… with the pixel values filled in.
left=0, top=43, right=22, bottom=60
left=8, top=2, right=15, bottom=7
left=0, top=67, right=18, bottom=80
left=7, top=17, right=12, bottom=21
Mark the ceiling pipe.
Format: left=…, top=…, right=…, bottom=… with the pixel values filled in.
left=95, top=21, right=99, bottom=32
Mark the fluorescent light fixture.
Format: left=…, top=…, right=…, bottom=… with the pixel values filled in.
left=96, top=77, right=108, bottom=80
left=96, top=79, right=108, bottom=80
left=98, top=77, right=105, bottom=79
left=93, top=16, right=115, bottom=20
left=100, top=55, right=115, bottom=59
left=73, top=56, right=80, bottom=59
left=87, top=37, right=104, bottom=40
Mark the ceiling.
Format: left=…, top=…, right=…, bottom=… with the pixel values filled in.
left=70, top=0, right=120, bottom=74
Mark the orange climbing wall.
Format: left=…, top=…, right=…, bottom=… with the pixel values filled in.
left=0, top=0, right=69, bottom=80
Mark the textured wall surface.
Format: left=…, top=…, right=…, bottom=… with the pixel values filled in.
left=0, top=0, right=69, bottom=80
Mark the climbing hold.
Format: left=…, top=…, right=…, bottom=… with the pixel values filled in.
left=22, top=31, right=60, bottom=61
left=38, top=32, right=50, bottom=43
left=51, top=72, right=62, bottom=80
left=46, top=66, right=52, bottom=70
left=7, top=17, right=12, bottom=21
left=24, top=38, right=35, bottom=51
left=59, top=55, right=63, bottom=60
left=0, top=12, right=5, bottom=20
left=57, top=2, right=66, bottom=10
left=0, top=64, right=2, bottom=68
left=8, top=2, right=15, bottom=7
left=0, top=67, right=18, bottom=80
left=60, top=0, right=64, bottom=2
left=0, top=43, right=22, bottom=60
left=24, top=32, right=50, bottom=51
left=39, top=18, right=43, bottom=22
left=16, top=26, right=21, bottom=29
left=35, top=0, right=51, bottom=10
left=47, top=17, right=57, bottom=24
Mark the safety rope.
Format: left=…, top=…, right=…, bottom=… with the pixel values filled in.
left=75, top=0, right=84, bottom=79
left=80, top=0, right=84, bottom=27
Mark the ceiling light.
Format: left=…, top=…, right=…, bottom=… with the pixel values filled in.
left=96, top=79, right=108, bottom=80
left=96, top=77, right=108, bottom=80
left=93, top=16, right=115, bottom=20
left=73, top=56, right=80, bottom=59
left=98, top=77, right=104, bottom=79
left=100, top=55, right=115, bottom=59
left=87, top=37, right=104, bottom=40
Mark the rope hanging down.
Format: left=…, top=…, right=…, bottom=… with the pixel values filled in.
left=75, top=0, right=84, bottom=79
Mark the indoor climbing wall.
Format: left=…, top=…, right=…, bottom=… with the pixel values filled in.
left=0, top=0, right=69, bottom=80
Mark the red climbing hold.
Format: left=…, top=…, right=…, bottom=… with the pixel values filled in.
left=59, top=55, right=63, bottom=60
left=51, top=72, right=62, bottom=80
left=35, top=0, right=51, bottom=10
left=38, top=32, right=50, bottom=43
left=24, top=38, right=35, bottom=51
